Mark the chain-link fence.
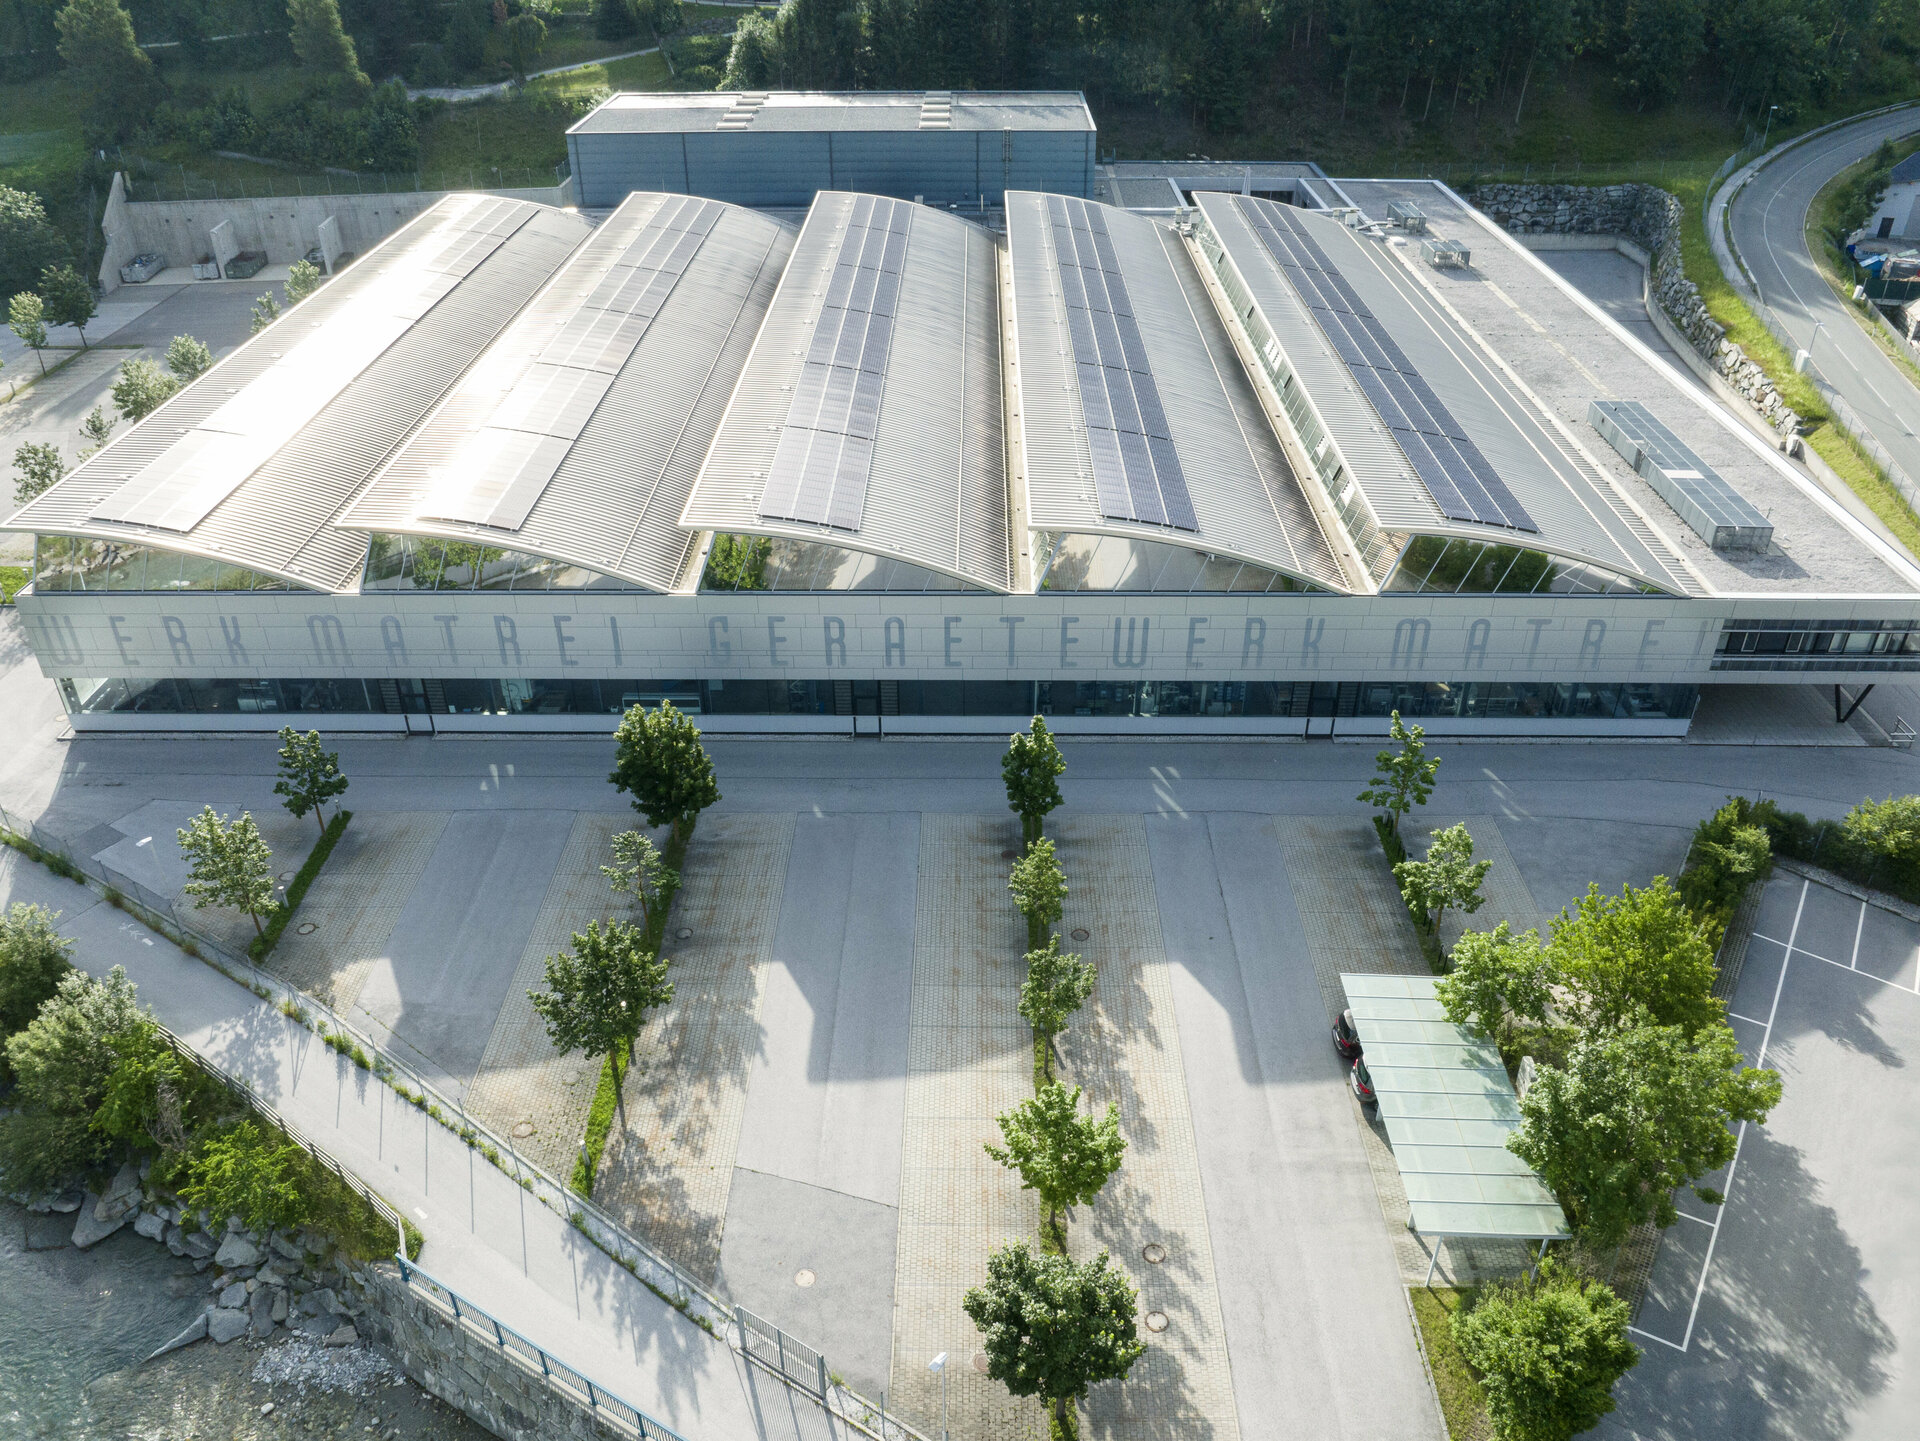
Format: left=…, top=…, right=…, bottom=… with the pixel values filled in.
left=115, top=152, right=571, bottom=205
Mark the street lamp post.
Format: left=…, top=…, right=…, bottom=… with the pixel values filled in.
left=1761, top=104, right=1780, bottom=150
left=928, top=1353, right=949, bottom=1441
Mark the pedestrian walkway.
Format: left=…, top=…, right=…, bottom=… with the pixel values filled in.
left=0, top=844, right=845, bottom=1441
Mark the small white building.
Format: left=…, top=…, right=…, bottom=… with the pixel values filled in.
left=1869, top=152, right=1920, bottom=241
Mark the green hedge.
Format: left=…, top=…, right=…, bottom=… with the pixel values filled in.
left=250, top=809, right=350, bottom=961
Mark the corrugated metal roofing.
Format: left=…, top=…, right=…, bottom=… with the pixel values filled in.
left=4, top=196, right=590, bottom=593
left=1194, top=192, right=1691, bottom=593
left=1006, top=191, right=1347, bottom=591
left=340, top=194, right=796, bottom=592
left=682, top=192, right=1011, bottom=593
left=569, top=91, right=1095, bottom=136
left=1341, top=974, right=1569, bottom=1242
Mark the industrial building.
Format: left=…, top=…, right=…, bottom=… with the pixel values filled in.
left=565, top=91, right=1097, bottom=210
left=8, top=143, right=1919, bottom=737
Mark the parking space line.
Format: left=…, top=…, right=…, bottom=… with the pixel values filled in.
left=1753, top=932, right=1840, bottom=967
left=1796, top=945, right=1920, bottom=996
left=1851, top=901, right=1867, bottom=970
left=1627, top=1324, right=1688, bottom=1352
left=1673, top=1211, right=1716, bottom=1227
left=1727, top=1012, right=1767, bottom=1025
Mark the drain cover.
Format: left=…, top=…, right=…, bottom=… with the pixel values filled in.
left=295, top=922, right=318, bottom=935
left=971, top=1352, right=990, bottom=1373
left=1070, top=927, right=1090, bottom=942
left=677, top=927, right=694, bottom=939
left=1145, top=1311, right=1169, bottom=1333
left=1000, top=849, right=1018, bottom=860
left=1142, top=1242, right=1167, bottom=1264
left=794, top=1269, right=816, bottom=1288
left=563, top=1070, right=582, bottom=1086
left=512, top=1122, right=535, bottom=1138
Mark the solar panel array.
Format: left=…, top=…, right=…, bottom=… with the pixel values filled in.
left=1589, top=399, right=1773, bottom=552
left=421, top=195, right=722, bottom=532
left=1242, top=199, right=1538, bottom=535
left=758, top=194, right=909, bottom=532
left=1044, top=195, right=1197, bottom=531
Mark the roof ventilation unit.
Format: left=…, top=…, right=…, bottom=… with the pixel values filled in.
left=1387, top=201, right=1429, bottom=233
left=918, top=91, right=954, bottom=129
left=716, top=93, right=767, bottom=130
left=1588, top=399, right=1773, bottom=552
left=1421, top=237, right=1470, bottom=268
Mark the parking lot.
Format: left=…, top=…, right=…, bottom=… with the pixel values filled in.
left=1603, top=871, right=1920, bottom=1439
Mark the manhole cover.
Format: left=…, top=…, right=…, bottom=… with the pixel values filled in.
left=1070, top=928, right=1090, bottom=942
left=512, top=1122, right=535, bottom=1138
left=563, top=1070, right=582, bottom=1086
left=278, top=871, right=295, bottom=882
left=971, top=1352, right=990, bottom=1373
left=1000, top=849, right=1018, bottom=860
left=677, top=927, right=694, bottom=939
left=794, top=1269, right=816, bottom=1288
left=1142, top=1242, right=1167, bottom=1264
left=295, top=922, right=318, bottom=935
left=1144, top=1311, right=1169, bottom=1333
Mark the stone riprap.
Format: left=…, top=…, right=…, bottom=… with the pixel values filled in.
left=1467, top=181, right=1803, bottom=437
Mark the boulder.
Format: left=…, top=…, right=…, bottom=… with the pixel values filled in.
left=146, top=1312, right=207, bottom=1361
left=164, top=1226, right=188, bottom=1256
left=297, top=1288, right=337, bottom=1318
left=294, top=1313, right=334, bottom=1339
left=323, top=1323, right=358, bottom=1347
left=214, top=1234, right=262, bottom=1269
left=249, top=1286, right=277, bottom=1339
left=96, top=1160, right=142, bottom=1219
left=133, top=1212, right=167, bottom=1242
left=218, top=1282, right=248, bottom=1309
left=207, top=1307, right=250, bottom=1345
left=183, top=1231, right=218, bottom=1260
left=270, top=1288, right=289, bottom=1324
left=71, top=1199, right=130, bottom=1250
left=269, top=1232, right=304, bottom=1263
left=48, top=1189, right=83, bottom=1214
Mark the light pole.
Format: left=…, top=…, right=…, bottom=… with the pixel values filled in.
left=928, top=1353, right=949, bottom=1441
left=1761, top=104, right=1780, bottom=151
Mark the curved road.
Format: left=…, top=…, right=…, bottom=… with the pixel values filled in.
left=1725, top=105, right=1920, bottom=486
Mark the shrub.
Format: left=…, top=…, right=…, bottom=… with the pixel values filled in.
left=178, top=1119, right=311, bottom=1233
left=1679, top=797, right=1771, bottom=927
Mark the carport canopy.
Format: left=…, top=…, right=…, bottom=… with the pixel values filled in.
left=1340, top=974, right=1570, bottom=1266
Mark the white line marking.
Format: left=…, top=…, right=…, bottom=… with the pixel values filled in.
left=1678, top=879, right=1806, bottom=1355
left=1795, top=945, right=1920, bottom=996
left=1673, top=1211, right=1717, bottom=1228
left=1851, top=901, right=1867, bottom=971
left=1627, top=1324, right=1688, bottom=1352
left=1727, top=1012, right=1767, bottom=1025
left=1753, top=933, right=1839, bottom=967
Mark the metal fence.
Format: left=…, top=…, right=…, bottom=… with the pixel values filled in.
left=396, top=1257, right=688, bottom=1441
left=0, top=799, right=927, bottom=1441
left=116, top=153, right=571, bottom=204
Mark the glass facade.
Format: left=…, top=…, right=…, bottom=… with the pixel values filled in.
left=59, top=674, right=1698, bottom=722
left=1713, top=618, right=1920, bottom=671
left=1033, top=533, right=1321, bottom=593
left=32, top=536, right=305, bottom=593
left=362, top=534, right=648, bottom=592
left=700, top=535, right=986, bottom=593
left=1381, top=535, right=1660, bottom=597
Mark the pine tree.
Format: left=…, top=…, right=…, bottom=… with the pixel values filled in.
left=288, top=0, right=370, bottom=86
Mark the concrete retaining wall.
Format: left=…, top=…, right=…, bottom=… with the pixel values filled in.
left=1467, top=182, right=1803, bottom=438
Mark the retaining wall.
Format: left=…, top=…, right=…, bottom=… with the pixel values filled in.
left=1467, top=182, right=1803, bottom=438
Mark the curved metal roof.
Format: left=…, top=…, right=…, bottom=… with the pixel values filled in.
left=1192, top=191, right=1693, bottom=594
left=1005, top=191, right=1348, bottom=593
left=337, top=193, right=796, bottom=592
left=680, top=192, right=1012, bottom=592
left=3, top=195, right=590, bottom=593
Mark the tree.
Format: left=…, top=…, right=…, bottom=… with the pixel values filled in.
left=111, top=357, right=179, bottom=423
left=288, top=0, right=370, bottom=86
left=1510, top=1020, right=1780, bottom=1248
left=594, top=0, right=642, bottom=38
left=1009, top=837, right=1067, bottom=952
left=609, top=700, right=720, bottom=845
left=54, top=0, right=159, bottom=140
left=701, top=533, right=772, bottom=589
left=1841, top=794, right=1920, bottom=872
left=1394, top=822, right=1491, bottom=946
left=986, top=1081, right=1125, bottom=1247
left=79, top=406, right=115, bottom=456
left=1358, top=710, right=1439, bottom=836
left=12, top=442, right=67, bottom=505
left=1436, top=922, right=1555, bottom=1053
left=0, top=189, right=71, bottom=306
left=93, top=1022, right=210, bottom=1151
left=445, top=0, right=490, bottom=70
left=179, top=1120, right=311, bottom=1232
left=602, top=829, right=680, bottom=932
left=504, top=11, right=547, bottom=80
left=284, top=259, right=323, bottom=304
left=0, top=966, right=147, bottom=1191
left=273, top=726, right=349, bottom=832
left=1679, top=797, right=1771, bottom=925
left=164, top=333, right=214, bottom=382
left=250, top=292, right=282, bottom=334
left=641, top=0, right=683, bottom=38
left=1451, top=1259, right=1640, bottom=1441
left=1003, top=716, right=1067, bottom=849
left=1551, top=879, right=1722, bottom=1039
left=177, top=806, right=277, bottom=938
left=1019, top=935, right=1097, bottom=1073
left=38, top=265, right=96, bottom=349
left=0, top=903, right=74, bottom=1058
left=528, top=919, right=672, bottom=1129
left=723, top=8, right=778, bottom=87
left=1609, top=0, right=1707, bottom=109
left=9, top=291, right=51, bottom=376
left=963, top=1241, right=1146, bottom=1439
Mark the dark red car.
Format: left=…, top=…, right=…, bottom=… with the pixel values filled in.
left=1333, top=1008, right=1363, bottom=1061
left=1351, top=1057, right=1377, bottom=1107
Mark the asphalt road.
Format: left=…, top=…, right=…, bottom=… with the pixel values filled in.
left=1725, top=107, right=1920, bottom=484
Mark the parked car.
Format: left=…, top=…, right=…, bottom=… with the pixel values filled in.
left=1350, top=1057, right=1377, bottom=1108
left=1333, top=1008, right=1363, bottom=1061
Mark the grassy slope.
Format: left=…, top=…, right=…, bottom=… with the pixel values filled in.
left=1410, top=1287, right=1492, bottom=1441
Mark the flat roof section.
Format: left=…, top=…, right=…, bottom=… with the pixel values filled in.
left=683, top=192, right=1011, bottom=592
left=1005, top=191, right=1347, bottom=592
left=4, top=195, right=591, bottom=593
left=1335, top=179, right=1920, bottom=596
left=339, top=193, right=796, bottom=592
left=1340, top=974, right=1569, bottom=1245
left=569, top=91, right=1095, bottom=136
left=1193, top=191, right=1692, bottom=594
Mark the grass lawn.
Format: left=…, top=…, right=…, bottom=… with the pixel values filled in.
left=0, top=566, right=28, bottom=604
left=1410, top=1286, right=1492, bottom=1441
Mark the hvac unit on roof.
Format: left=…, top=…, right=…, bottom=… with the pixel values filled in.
left=1386, top=201, right=1429, bottom=233
left=1420, top=237, right=1470, bottom=268
left=1588, top=399, right=1773, bottom=552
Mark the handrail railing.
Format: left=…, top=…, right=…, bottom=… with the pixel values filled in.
left=394, top=1256, right=688, bottom=1441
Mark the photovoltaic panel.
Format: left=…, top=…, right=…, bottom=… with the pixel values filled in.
left=1240, top=199, right=1538, bottom=534
left=1045, top=195, right=1198, bottom=532
left=759, top=195, right=911, bottom=531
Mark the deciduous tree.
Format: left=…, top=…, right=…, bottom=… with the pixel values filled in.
left=79, top=406, right=115, bottom=456
left=12, top=442, right=66, bottom=504
left=273, top=727, right=349, bottom=832
left=285, top=260, right=323, bottom=305
left=529, top=919, right=672, bottom=1129
left=0, top=966, right=147, bottom=1190
left=1009, top=837, right=1067, bottom=952
left=986, top=1082, right=1125, bottom=1248
left=0, top=189, right=71, bottom=307
left=1003, top=715, right=1067, bottom=848
left=0, top=903, right=73, bottom=1059
left=1841, top=793, right=1920, bottom=871
left=602, top=829, right=680, bottom=932
left=164, top=334, right=214, bottom=382
left=177, top=806, right=277, bottom=937
left=9, top=291, right=51, bottom=375
left=609, top=700, right=720, bottom=845
left=289, top=0, right=370, bottom=86
left=1394, top=822, right=1491, bottom=945
left=112, top=357, right=179, bottom=422
left=250, top=292, right=282, bottom=334
left=1434, top=922, right=1555, bottom=1054
left=54, top=0, right=160, bottom=140
left=504, top=11, right=547, bottom=79
left=179, top=1119, right=311, bottom=1232
left=1551, top=878, right=1722, bottom=1038
left=38, top=265, right=95, bottom=349
left=1019, top=934, right=1097, bottom=1073
left=1358, top=710, right=1438, bottom=836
